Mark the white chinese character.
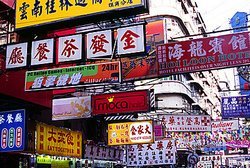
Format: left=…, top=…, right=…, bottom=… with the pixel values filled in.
left=188, top=41, right=206, bottom=57
left=228, top=35, right=247, bottom=50
left=6, top=114, right=14, bottom=124
left=56, top=74, right=69, bottom=86
left=45, top=75, right=57, bottom=87
left=231, top=98, right=237, bottom=104
left=14, top=113, right=23, bottom=122
left=32, top=77, right=44, bottom=88
left=208, top=38, right=224, bottom=54
left=223, top=98, right=229, bottom=105
left=68, top=72, right=82, bottom=85
left=168, top=44, right=185, bottom=60
left=0, top=115, right=5, bottom=124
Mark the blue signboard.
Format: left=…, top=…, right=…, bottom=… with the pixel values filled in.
left=222, top=96, right=250, bottom=118
left=230, top=12, right=248, bottom=33
left=239, top=76, right=250, bottom=95
left=0, top=109, right=26, bottom=152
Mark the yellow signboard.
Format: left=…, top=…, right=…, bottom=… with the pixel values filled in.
left=36, top=122, right=82, bottom=158
left=108, top=120, right=154, bottom=146
left=15, top=0, right=145, bottom=29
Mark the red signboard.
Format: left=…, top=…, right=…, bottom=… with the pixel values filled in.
left=157, top=31, right=250, bottom=75
left=92, top=90, right=149, bottom=115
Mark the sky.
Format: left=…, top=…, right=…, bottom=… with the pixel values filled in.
left=195, top=0, right=250, bottom=93
left=195, top=0, right=250, bottom=32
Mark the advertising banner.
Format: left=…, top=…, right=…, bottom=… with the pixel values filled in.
left=127, top=140, right=176, bottom=166
left=211, top=119, right=239, bottom=132
left=221, top=95, right=250, bottom=118
left=92, top=90, right=149, bottom=115
left=157, top=31, right=250, bottom=75
left=0, top=109, right=25, bottom=152
left=159, top=115, right=211, bottom=132
left=15, top=0, right=147, bottom=29
left=6, top=42, right=28, bottom=69
left=84, top=144, right=124, bottom=161
left=108, top=120, right=154, bottom=146
left=36, top=122, right=82, bottom=158
left=52, top=96, right=91, bottom=120
left=25, top=61, right=121, bottom=91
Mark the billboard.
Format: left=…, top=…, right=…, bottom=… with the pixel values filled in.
left=36, top=122, right=82, bottom=158
left=108, top=120, right=154, bottom=146
left=157, top=31, right=250, bottom=75
left=159, top=115, right=211, bottom=132
left=52, top=96, right=91, bottom=120
left=221, top=95, right=250, bottom=118
left=15, top=0, right=148, bottom=29
left=92, top=90, right=149, bottom=115
left=25, top=62, right=121, bottom=91
left=127, top=140, right=176, bottom=166
left=0, top=109, right=26, bottom=152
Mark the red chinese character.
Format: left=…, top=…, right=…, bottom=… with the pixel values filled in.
left=90, top=34, right=109, bottom=54
left=137, top=125, right=144, bottom=135
left=48, top=128, right=57, bottom=143
left=166, top=141, right=173, bottom=150
left=145, top=124, right=151, bottom=134
left=66, top=132, right=74, bottom=145
left=121, top=30, right=140, bottom=50
left=61, top=39, right=78, bottom=57
left=147, top=144, right=153, bottom=150
left=168, top=116, right=175, bottom=125
left=130, top=126, right=137, bottom=135
left=186, top=117, right=193, bottom=125
left=194, top=117, right=200, bottom=125
left=156, top=141, right=163, bottom=150
left=34, top=43, right=50, bottom=61
left=8, top=47, right=24, bottom=64
left=161, top=116, right=166, bottom=126
left=57, top=131, right=66, bottom=144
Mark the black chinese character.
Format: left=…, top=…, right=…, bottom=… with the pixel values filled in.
left=19, top=2, right=30, bottom=20
left=75, top=0, right=87, bottom=7
left=32, top=0, right=42, bottom=17
left=46, top=0, right=56, bottom=14
left=60, top=0, right=73, bottom=11
left=92, top=0, right=102, bottom=4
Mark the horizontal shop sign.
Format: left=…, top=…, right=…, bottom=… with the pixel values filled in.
left=108, top=120, right=154, bottom=146
left=211, top=119, right=239, bottom=132
left=92, top=90, right=150, bottom=115
left=15, top=0, right=147, bottom=29
left=25, top=61, right=121, bottom=91
left=157, top=31, right=250, bottom=75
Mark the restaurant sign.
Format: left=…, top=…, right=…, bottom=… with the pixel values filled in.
left=0, top=109, right=25, bottom=152
left=92, top=90, right=150, bottom=116
left=127, top=140, right=176, bottom=166
left=52, top=96, right=91, bottom=120
left=108, top=120, right=154, bottom=146
left=36, top=122, right=82, bottom=158
left=15, top=0, right=147, bottom=29
left=25, top=61, right=121, bottom=91
left=157, top=31, right=250, bottom=75
left=159, top=115, right=211, bottom=132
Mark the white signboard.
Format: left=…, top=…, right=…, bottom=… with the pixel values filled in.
left=52, top=96, right=91, bottom=120
left=31, top=38, right=54, bottom=65
left=197, top=155, right=221, bottom=168
left=58, top=34, right=82, bottom=62
left=86, top=30, right=112, bottom=59
left=159, top=115, right=211, bottom=132
left=211, top=119, right=239, bottom=132
left=6, top=42, right=28, bottom=69
left=127, top=140, right=176, bottom=166
left=84, top=144, right=124, bottom=161
left=117, top=24, right=145, bottom=55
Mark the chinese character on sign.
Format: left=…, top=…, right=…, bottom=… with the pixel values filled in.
left=46, top=0, right=56, bottom=14
left=208, top=38, right=224, bottom=54
left=32, top=0, right=42, bottom=17
left=58, top=131, right=66, bottom=143
left=168, top=44, right=185, bottom=60
left=34, top=43, right=50, bottom=61
left=8, top=47, right=24, bottom=65
left=59, top=0, right=73, bottom=11
left=75, top=0, right=88, bottom=7
left=48, top=128, right=57, bottom=142
left=90, top=34, right=109, bottom=54
left=19, top=2, right=30, bottom=20
left=6, top=114, right=14, bottom=124
left=120, top=30, right=140, bottom=50
left=228, top=35, right=247, bottom=50
left=68, top=72, right=82, bottom=85
left=32, top=77, right=44, bottom=88
left=66, top=132, right=74, bottom=145
left=14, top=113, right=23, bottom=122
left=61, top=39, right=79, bottom=57
left=188, top=41, right=206, bottom=57
left=44, top=76, right=57, bottom=87
left=56, top=74, right=69, bottom=86
left=0, top=115, right=5, bottom=124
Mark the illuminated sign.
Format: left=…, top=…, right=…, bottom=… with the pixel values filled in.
left=36, top=122, right=82, bottom=158
left=15, top=0, right=147, bottom=29
left=52, top=96, right=91, bottom=120
left=92, top=90, right=150, bottom=115
left=157, top=32, right=250, bottom=75
left=108, top=120, right=154, bottom=146
left=0, top=109, right=25, bottom=152
left=25, top=62, right=121, bottom=91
